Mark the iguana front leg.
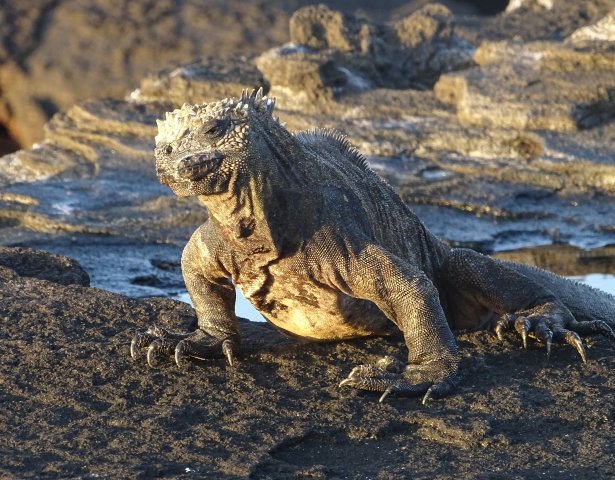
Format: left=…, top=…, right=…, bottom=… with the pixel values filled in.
left=131, top=225, right=240, bottom=367
left=328, top=244, right=460, bottom=403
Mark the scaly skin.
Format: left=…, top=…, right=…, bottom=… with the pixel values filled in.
left=131, top=89, right=615, bottom=403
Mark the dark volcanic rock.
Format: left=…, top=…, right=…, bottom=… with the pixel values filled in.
left=435, top=39, right=615, bottom=132
left=0, top=246, right=89, bottom=286
left=256, top=4, right=474, bottom=104
left=0, top=0, right=483, bottom=152
left=0, top=0, right=295, bottom=150
left=456, top=0, right=615, bottom=43
left=2, top=6, right=615, bottom=263
left=135, top=56, right=270, bottom=107
left=1, top=248, right=615, bottom=478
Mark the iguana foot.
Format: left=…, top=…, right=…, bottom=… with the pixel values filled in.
left=339, top=355, right=458, bottom=404
left=493, top=308, right=615, bottom=362
left=130, top=325, right=238, bottom=368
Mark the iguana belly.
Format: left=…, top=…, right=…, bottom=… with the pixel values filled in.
left=236, top=275, right=391, bottom=340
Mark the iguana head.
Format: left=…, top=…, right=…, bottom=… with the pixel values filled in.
left=154, top=88, right=280, bottom=197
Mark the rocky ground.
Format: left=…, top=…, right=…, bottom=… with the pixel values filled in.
left=2, top=248, right=615, bottom=479
left=0, top=0, right=610, bottom=151
left=2, top=0, right=615, bottom=478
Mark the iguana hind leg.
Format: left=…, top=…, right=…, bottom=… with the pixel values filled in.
left=442, top=249, right=615, bottom=360
left=331, top=244, right=460, bottom=403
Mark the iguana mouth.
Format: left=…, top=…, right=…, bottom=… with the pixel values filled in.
left=176, top=151, right=225, bottom=181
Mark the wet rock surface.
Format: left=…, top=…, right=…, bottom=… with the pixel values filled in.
left=2, top=1, right=615, bottom=478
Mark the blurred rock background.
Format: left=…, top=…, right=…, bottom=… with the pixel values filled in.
left=2, top=0, right=615, bottom=281
left=4, top=0, right=611, bottom=153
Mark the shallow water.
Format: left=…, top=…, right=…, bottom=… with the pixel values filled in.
left=494, top=244, right=615, bottom=297
left=176, top=290, right=266, bottom=322
left=39, top=240, right=615, bottom=322
left=173, top=273, right=615, bottom=323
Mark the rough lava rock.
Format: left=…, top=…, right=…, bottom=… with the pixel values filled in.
left=256, top=4, right=475, bottom=105
left=2, top=2, right=615, bottom=478
left=435, top=39, right=615, bottom=132
left=569, top=9, right=615, bottom=44
left=0, top=0, right=296, bottom=149
left=457, top=0, right=615, bottom=44
left=0, top=246, right=89, bottom=286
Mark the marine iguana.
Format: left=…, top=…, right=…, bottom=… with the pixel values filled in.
left=131, top=88, right=615, bottom=403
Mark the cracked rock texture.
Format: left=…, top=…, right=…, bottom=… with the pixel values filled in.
left=2, top=1, right=615, bottom=478
left=255, top=3, right=474, bottom=101
left=0, top=0, right=296, bottom=149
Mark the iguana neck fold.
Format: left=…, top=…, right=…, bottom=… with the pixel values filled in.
left=200, top=123, right=304, bottom=259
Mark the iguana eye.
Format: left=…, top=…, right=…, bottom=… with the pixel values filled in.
left=202, top=118, right=229, bottom=139
left=164, top=145, right=173, bottom=155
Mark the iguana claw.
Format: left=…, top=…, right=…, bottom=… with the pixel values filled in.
left=147, top=341, right=161, bottom=368
left=174, top=340, right=189, bottom=369
left=493, top=311, right=615, bottom=363
left=130, top=325, right=239, bottom=369
left=130, top=336, right=141, bottom=359
left=221, top=340, right=235, bottom=366
left=146, top=337, right=179, bottom=368
left=562, top=331, right=586, bottom=363
left=339, top=373, right=430, bottom=401
left=130, top=330, right=158, bottom=359
left=514, top=317, right=530, bottom=349
left=339, top=356, right=457, bottom=403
